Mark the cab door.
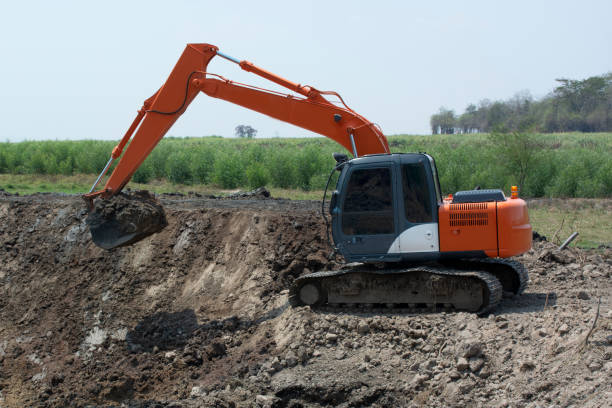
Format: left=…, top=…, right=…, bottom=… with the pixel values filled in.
left=387, top=156, right=440, bottom=258
left=332, top=163, right=400, bottom=262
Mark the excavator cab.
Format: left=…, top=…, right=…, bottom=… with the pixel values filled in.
left=331, top=153, right=442, bottom=263
left=330, top=152, right=532, bottom=264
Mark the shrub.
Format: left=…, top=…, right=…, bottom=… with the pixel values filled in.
left=212, top=152, right=245, bottom=188
left=133, top=159, right=153, bottom=184
left=246, top=162, right=268, bottom=189
left=190, top=147, right=215, bottom=183
left=267, top=151, right=296, bottom=189
left=166, top=151, right=192, bottom=184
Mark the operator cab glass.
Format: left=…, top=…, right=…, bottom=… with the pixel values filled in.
left=401, top=163, right=433, bottom=223
left=342, top=167, right=394, bottom=235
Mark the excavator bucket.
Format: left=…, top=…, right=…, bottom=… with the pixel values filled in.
left=86, top=191, right=167, bottom=250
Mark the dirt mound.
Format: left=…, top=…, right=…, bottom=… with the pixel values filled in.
left=225, top=187, right=272, bottom=200
left=86, top=191, right=167, bottom=250
left=0, top=194, right=610, bottom=407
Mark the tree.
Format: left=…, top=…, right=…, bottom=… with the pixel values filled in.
left=235, top=125, right=257, bottom=138
left=488, top=131, right=542, bottom=192
left=431, top=72, right=612, bottom=133
left=430, top=107, right=456, bottom=134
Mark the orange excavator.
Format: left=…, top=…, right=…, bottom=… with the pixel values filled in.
left=84, top=43, right=531, bottom=313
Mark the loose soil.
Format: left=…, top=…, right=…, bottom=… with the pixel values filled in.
left=0, top=191, right=610, bottom=407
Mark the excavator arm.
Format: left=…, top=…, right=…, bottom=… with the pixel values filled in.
left=85, top=43, right=390, bottom=201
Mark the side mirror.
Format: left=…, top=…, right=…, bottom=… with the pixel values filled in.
left=329, top=191, right=339, bottom=215
left=333, top=152, right=348, bottom=166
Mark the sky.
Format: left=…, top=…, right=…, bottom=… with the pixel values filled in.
left=0, top=0, right=611, bottom=142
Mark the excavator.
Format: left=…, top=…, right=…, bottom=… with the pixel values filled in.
left=84, top=43, right=531, bottom=314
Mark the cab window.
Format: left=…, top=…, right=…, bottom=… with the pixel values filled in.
left=342, top=167, right=394, bottom=235
left=402, top=163, right=433, bottom=223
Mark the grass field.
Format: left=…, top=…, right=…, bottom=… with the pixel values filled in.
left=527, top=199, right=612, bottom=249
left=1, top=132, right=611, bottom=197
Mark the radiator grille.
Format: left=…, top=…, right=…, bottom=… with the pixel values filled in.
left=450, top=202, right=488, bottom=211
left=449, top=203, right=489, bottom=227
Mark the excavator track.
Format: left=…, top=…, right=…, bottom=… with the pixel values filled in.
left=446, top=258, right=529, bottom=297
left=290, top=264, right=503, bottom=315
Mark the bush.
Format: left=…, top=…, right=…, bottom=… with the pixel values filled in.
left=268, top=151, right=296, bottom=189
left=190, top=147, right=215, bottom=183
left=133, top=159, right=153, bottom=184
left=246, top=162, right=268, bottom=189
left=166, top=151, right=192, bottom=184
left=212, top=152, right=245, bottom=188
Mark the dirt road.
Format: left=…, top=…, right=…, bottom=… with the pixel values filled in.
left=0, top=192, right=610, bottom=407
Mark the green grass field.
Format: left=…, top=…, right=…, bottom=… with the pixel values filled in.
left=1, top=132, right=611, bottom=197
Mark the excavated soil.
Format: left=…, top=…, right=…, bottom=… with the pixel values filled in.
left=86, top=191, right=167, bottom=250
left=0, top=191, right=610, bottom=408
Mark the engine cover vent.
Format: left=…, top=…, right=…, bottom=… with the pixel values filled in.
left=449, top=203, right=489, bottom=227
left=452, top=189, right=505, bottom=203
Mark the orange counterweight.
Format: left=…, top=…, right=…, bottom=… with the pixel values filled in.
left=438, top=198, right=531, bottom=258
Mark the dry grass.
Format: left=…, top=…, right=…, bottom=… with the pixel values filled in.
left=527, top=198, right=612, bottom=248
left=0, top=174, right=325, bottom=201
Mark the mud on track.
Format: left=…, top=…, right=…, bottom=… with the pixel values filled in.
left=0, top=192, right=610, bottom=407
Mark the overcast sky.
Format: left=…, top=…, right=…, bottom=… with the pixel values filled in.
left=1, top=1, right=611, bottom=142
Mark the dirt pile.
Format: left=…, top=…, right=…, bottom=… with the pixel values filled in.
left=0, top=193, right=610, bottom=407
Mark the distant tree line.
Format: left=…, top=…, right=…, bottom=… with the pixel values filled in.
left=430, top=72, right=612, bottom=134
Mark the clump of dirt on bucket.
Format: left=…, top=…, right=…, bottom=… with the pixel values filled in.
left=86, top=191, right=167, bottom=250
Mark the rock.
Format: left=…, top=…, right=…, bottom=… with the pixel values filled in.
left=469, top=358, right=485, bottom=372
left=335, top=350, right=346, bottom=360
left=460, top=341, right=483, bottom=358
left=256, top=394, right=279, bottom=407
left=357, top=322, right=370, bottom=334
left=533, top=328, right=548, bottom=337
left=297, top=347, right=309, bottom=363
left=577, top=291, right=590, bottom=300
left=458, top=379, right=475, bottom=393
left=285, top=351, right=298, bottom=367
left=410, top=373, right=429, bottom=388
left=206, top=341, right=226, bottom=359
left=424, top=358, right=437, bottom=369
left=456, top=357, right=469, bottom=371
left=604, top=361, right=612, bottom=372
left=325, top=333, right=338, bottom=343
left=538, top=249, right=572, bottom=264
left=270, top=357, right=282, bottom=372
left=478, top=366, right=492, bottom=378
left=190, top=386, right=207, bottom=398
left=587, top=362, right=601, bottom=372
left=583, top=264, right=597, bottom=274
left=164, top=351, right=177, bottom=361
left=519, top=360, right=536, bottom=371
left=557, top=324, right=570, bottom=335
left=495, top=399, right=510, bottom=408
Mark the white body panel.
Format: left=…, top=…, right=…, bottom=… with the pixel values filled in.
left=387, top=223, right=439, bottom=254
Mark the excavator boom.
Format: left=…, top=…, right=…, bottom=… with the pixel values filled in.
left=86, top=43, right=389, bottom=202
